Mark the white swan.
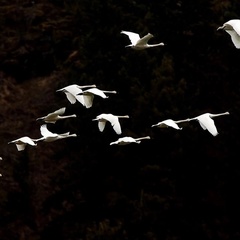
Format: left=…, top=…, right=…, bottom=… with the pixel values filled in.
left=188, top=112, right=230, bottom=136
left=110, top=136, right=151, bottom=145
left=56, top=84, right=96, bottom=105
left=37, top=124, right=77, bottom=142
left=8, top=136, right=38, bottom=151
left=92, top=113, right=129, bottom=134
left=78, top=87, right=117, bottom=108
left=217, top=19, right=240, bottom=48
left=151, top=118, right=191, bottom=130
left=36, top=107, right=77, bottom=124
left=121, top=30, right=164, bottom=50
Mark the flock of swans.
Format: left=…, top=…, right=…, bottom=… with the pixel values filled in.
left=5, top=19, right=238, bottom=160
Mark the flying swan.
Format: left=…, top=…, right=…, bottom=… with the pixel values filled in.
left=110, top=136, right=151, bottom=145
left=188, top=112, right=230, bottom=136
left=77, top=87, right=117, bottom=108
left=36, top=107, right=77, bottom=123
left=217, top=19, right=240, bottom=48
left=92, top=113, right=129, bottom=135
left=121, top=30, right=164, bottom=50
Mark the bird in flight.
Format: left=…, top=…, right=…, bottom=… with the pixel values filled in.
left=56, top=84, right=96, bottom=105
left=110, top=136, right=151, bottom=145
left=92, top=113, right=129, bottom=135
left=121, top=30, right=164, bottom=50
left=188, top=111, right=230, bottom=136
left=151, top=118, right=191, bottom=130
left=78, top=87, right=117, bottom=108
left=8, top=136, right=38, bottom=151
left=217, top=19, right=240, bottom=48
left=37, top=124, right=77, bottom=142
left=36, top=107, right=77, bottom=124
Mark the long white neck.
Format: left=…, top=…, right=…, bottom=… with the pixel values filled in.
left=79, top=84, right=96, bottom=89
left=148, top=43, right=164, bottom=47
left=210, top=112, right=230, bottom=118
left=136, top=136, right=151, bottom=141
left=60, top=114, right=77, bottom=119
left=117, top=115, right=129, bottom=118
left=102, top=90, right=117, bottom=94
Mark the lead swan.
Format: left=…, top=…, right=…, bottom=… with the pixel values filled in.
left=188, top=112, right=230, bottom=136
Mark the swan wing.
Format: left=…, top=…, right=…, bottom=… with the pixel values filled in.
left=98, top=120, right=107, bottom=132
left=121, top=31, right=140, bottom=45
left=65, top=92, right=77, bottom=104
left=40, top=124, right=56, bottom=137
left=152, top=119, right=181, bottom=129
left=111, top=118, right=122, bottom=134
left=83, top=88, right=108, bottom=98
left=136, top=33, right=153, bottom=45
left=16, top=143, right=27, bottom=151
left=51, top=107, right=66, bottom=116
left=197, top=115, right=218, bottom=136
left=227, top=30, right=240, bottom=48
left=83, top=95, right=94, bottom=108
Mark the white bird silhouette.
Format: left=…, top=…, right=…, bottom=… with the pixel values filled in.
left=92, top=113, right=129, bottom=134
left=8, top=136, right=38, bottom=151
left=188, top=112, right=230, bottom=136
left=78, top=87, right=117, bottom=108
left=36, top=107, right=77, bottom=124
left=151, top=118, right=191, bottom=130
left=110, top=136, right=151, bottom=145
left=37, top=124, right=77, bottom=142
left=217, top=19, right=240, bottom=48
left=56, top=84, right=96, bottom=105
left=121, top=30, right=164, bottom=50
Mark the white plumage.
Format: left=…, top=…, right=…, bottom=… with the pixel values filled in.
left=151, top=118, right=190, bottom=130
left=78, top=87, right=117, bottom=108
left=92, top=113, right=129, bottom=135
left=37, top=124, right=77, bottom=142
left=8, top=136, right=38, bottom=151
left=56, top=84, right=96, bottom=105
left=218, top=19, right=240, bottom=48
left=36, top=107, right=77, bottom=124
left=121, top=30, right=164, bottom=50
left=110, top=136, right=151, bottom=145
left=188, top=112, right=230, bottom=136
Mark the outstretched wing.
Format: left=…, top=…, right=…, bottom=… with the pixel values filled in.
left=136, top=33, right=153, bottom=45
left=121, top=31, right=140, bottom=45
left=40, top=124, right=55, bottom=137
left=51, top=107, right=66, bottom=116
left=197, top=115, right=218, bottom=136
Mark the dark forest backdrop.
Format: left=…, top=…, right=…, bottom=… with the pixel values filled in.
left=1, top=0, right=240, bottom=239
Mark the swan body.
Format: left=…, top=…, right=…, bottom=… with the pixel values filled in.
left=36, top=107, right=77, bottom=123
left=56, top=84, right=96, bottom=105
left=78, top=87, right=117, bottom=108
left=121, top=30, right=164, bottom=50
left=217, top=19, right=240, bottom=48
left=8, top=136, right=38, bottom=151
left=151, top=118, right=190, bottom=130
left=110, top=136, right=151, bottom=145
left=37, top=124, right=77, bottom=142
left=188, top=112, right=230, bottom=136
left=92, top=113, right=129, bottom=134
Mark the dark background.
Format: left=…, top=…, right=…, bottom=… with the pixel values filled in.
left=1, top=0, right=240, bottom=239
